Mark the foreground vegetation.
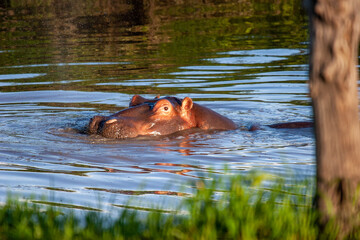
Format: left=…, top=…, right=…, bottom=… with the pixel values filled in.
left=0, top=174, right=357, bottom=239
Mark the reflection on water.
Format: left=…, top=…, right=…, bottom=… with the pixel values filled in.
left=0, top=0, right=315, bottom=212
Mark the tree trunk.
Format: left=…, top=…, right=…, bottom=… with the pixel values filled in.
left=307, top=0, right=360, bottom=236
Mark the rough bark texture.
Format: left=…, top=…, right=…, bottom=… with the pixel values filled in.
left=308, top=0, right=360, bottom=236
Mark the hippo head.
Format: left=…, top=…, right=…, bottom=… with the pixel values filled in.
left=88, top=95, right=196, bottom=139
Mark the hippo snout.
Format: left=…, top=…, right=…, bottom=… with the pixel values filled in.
left=88, top=116, right=139, bottom=139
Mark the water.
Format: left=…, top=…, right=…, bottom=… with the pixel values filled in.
left=0, top=0, right=314, bottom=212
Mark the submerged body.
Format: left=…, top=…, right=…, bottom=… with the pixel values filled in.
left=88, top=95, right=237, bottom=139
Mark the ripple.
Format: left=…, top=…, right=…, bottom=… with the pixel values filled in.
left=179, top=65, right=249, bottom=70
left=97, top=79, right=174, bottom=86
left=0, top=90, right=129, bottom=104
left=3, top=62, right=129, bottom=68
left=0, top=73, right=46, bottom=80
left=205, top=48, right=305, bottom=65
left=219, top=48, right=304, bottom=56
left=86, top=187, right=188, bottom=196
left=168, top=70, right=235, bottom=75
left=205, top=56, right=286, bottom=64
left=254, top=70, right=308, bottom=76
left=0, top=79, right=84, bottom=87
left=31, top=200, right=102, bottom=211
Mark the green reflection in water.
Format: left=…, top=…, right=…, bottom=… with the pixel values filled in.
left=0, top=0, right=307, bottom=96
left=31, top=200, right=102, bottom=211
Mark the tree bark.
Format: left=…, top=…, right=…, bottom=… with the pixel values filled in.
left=307, top=0, right=360, bottom=236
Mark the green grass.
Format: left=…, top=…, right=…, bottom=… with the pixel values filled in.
left=0, top=173, right=351, bottom=240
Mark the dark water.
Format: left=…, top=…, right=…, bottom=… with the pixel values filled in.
left=0, top=0, right=314, bottom=212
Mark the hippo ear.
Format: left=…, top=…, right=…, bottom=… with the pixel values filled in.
left=130, top=95, right=147, bottom=107
left=130, top=95, right=146, bottom=106
left=154, top=95, right=160, bottom=99
left=181, top=97, right=193, bottom=111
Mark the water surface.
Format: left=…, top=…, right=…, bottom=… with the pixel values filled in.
left=0, top=0, right=314, bottom=212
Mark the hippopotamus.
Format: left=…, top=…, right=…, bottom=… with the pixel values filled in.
left=88, top=95, right=237, bottom=139
left=88, top=95, right=313, bottom=139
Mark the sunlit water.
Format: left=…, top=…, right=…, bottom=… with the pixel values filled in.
left=0, top=1, right=314, bottom=212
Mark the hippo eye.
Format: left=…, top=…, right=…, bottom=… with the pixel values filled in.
left=163, top=106, right=169, bottom=111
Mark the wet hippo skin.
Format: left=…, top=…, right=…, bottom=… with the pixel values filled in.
left=88, top=95, right=237, bottom=139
